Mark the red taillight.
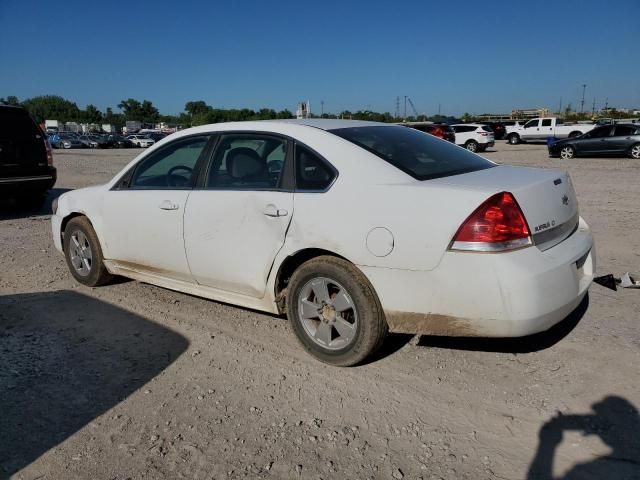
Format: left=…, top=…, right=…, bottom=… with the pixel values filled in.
left=45, top=138, right=54, bottom=166
left=450, top=192, right=532, bottom=252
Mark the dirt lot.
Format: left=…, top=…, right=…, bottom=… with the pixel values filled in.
left=1, top=143, right=639, bottom=480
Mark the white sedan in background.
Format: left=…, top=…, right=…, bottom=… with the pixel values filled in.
left=126, top=134, right=155, bottom=148
left=51, top=120, right=594, bottom=366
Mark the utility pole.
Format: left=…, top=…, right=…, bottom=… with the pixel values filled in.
left=438, top=103, right=441, bottom=116
left=604, top=98, right=609, bottom=111
left=592, top=98, right=596, bottom=116
left=580, top=84, right=587, bottom=113
left=395, top=96, right=400, bottom=119
left=558, top=97, right=563, bottom=115
left=403, top=96, right=407, bottom=120
left=320, top=100, right=324, bottom=117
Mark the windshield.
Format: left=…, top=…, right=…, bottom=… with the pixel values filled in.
left=329, top=125, right=494, bottom=181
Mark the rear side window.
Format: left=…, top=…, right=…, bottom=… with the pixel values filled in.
left=541, top=119, right=552, bottom=127
left=481, top=125, right=493, bottom=132
left=295, top=145, right=336, bottom=191
left=0, top=108, right=41, bottom=139
left=330, top=126, right=494, bottom=181
left=614, top=125, right=635, bottom=136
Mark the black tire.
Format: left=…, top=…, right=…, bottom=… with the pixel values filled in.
left=286, top=256, right=387, bottom=367
left=508, top=133, right=520, bottom=145
left=569, top=131, right=582, bottom=138
left=63, top=216, right=113, bottom=287
left=629, top=143, right=640, bottom=159
left=17, top=190, right=47, bottom=209
left=465, top=140, right=479, bottom=152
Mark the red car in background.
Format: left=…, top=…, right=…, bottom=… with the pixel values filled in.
left=404, top=122, right=455, bottom=142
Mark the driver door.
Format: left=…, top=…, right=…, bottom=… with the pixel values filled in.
left=100, top=135, right=212, bottom=280
left=521, top=119, right=540, bottom=140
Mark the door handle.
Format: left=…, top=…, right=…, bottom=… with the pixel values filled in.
left=264, top=204, right=288, bottom=217
left=159, top=200, right=179, bottom=210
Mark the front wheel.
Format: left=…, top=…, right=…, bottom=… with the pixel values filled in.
left=508, top=133, right=520, bottom=145
left=286, top=256, right=387, bottom=366
left=629, top=144, right=640, bottom=159
left=560, top=145, right=575, bottom=159
left=63, top=217, right=114, bottom=287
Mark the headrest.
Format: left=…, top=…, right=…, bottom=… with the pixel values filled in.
left=227, top=147, right=264, bottom=179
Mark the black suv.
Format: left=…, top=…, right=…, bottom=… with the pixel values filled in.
left=0, top=105, right=56, bottom=203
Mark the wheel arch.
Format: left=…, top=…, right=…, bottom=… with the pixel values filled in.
left=60, top=212, right=94, bottom=245
left=273, top=247, right=352, bottom=314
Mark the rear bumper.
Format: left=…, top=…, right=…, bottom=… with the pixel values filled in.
left=0, top=168, right=57, bottom=194
left=361, top=217, right=595, bottom=337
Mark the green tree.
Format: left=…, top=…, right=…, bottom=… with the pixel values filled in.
left=117, top=98, right=160, bottom=123
left=185, top=100, right=211, bottom=116
left=82, top=104, right=103, bottom=124
left=21, top=95, right=81, bottom=123
left=0, top=95, right=20, bottom=106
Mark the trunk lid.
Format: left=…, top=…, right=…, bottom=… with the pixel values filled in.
left=432, top=165, right=579, bottom=251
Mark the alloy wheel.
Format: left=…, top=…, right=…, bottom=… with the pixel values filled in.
left=297, top=277, right=358, bottom=350
left=560, top=146, right=574, bottom=159
left=631, top=145, right=640, bottom=159
left=69, top=230, right=93, bottom=276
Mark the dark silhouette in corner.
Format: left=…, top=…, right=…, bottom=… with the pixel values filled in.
left=0, top=187, right=71, bottom=220
left=0, top=290, right=189, bottom=477
left=527, top=396, right=640, bottom=479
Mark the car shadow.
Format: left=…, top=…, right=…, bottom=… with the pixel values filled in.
left=0, top=290, right=189, bottom=477
left=0, top=187, right=71, bottom=220
left=416, top=294, right=589, bottom=354
left=527, top=395, right=639, bottom=479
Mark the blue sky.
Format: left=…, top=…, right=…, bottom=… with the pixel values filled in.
left=1, top=0, right=638, bottom=116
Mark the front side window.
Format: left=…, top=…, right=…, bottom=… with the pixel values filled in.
left=207, top=134, right=286, bottom=189
left=130, top=135, right=209, bottom=189
left=589, top=126, right=613, bottom=138
left=295, top=145, right=336, bottom=191
left=524, top=120, right=538, bottom=128
left=330, top=125, right=494, bottom=181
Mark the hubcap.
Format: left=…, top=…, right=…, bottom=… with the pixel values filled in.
left=467, top=143, right=477, bottom=152
left=632, top=146, right=640, bottom=159
left=298, top=277, right=358, bottom=350
left=561, top=147, right=573, bottom=159
left=69, top=230, right=93, bottom=276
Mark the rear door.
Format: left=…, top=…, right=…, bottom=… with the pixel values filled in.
left=610, top=125, right=637, bottom=153
left=183, top=133, right=294, bottom=297
left=0, top=107, right=47, bottom=179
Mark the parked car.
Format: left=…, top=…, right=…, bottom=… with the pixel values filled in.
left=127, top=134, right=155, bottom=148
left=548, top=123, right=640, bottom=159
left=506, top=117, right=595, bottom=145
left=78, top=135, right=100, bottom=148
left=144, top=132, right=167, bottom=142
left=51, top=119, right=594, bottom=366
left=478, top=121, right=506, bottom=140
left=107, top=134, right=135, bottom=148
left=406, top=123, right=455, bottom=142
left=0, top=105, right=56, bottom=203
left=451, top=124, right=495, bottom=152
left=57, top=133, right=85, bottom=149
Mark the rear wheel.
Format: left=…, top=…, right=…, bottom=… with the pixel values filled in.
left=508, top=133, right=520, bottom=145
left=465, top=140, right=479, bottom=152
left=560, top=145, right=575, bottom=159
left=286, top=256, right=387, bottom=367
left=63, top=217, right=113, bottom=287
left=629, top=144, right=640, bottom=159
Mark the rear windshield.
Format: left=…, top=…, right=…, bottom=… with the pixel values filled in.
left=0, top=108, right=41, bottom=139
left=329, top=125, right=494, bottom=181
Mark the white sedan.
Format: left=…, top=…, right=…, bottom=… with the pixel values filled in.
left=51, top=120, right=595, bottom=366
left=126, top=135, right=155, bottom=148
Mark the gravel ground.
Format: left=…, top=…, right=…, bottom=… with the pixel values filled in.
left=1, top=142, right=639, bottom=480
